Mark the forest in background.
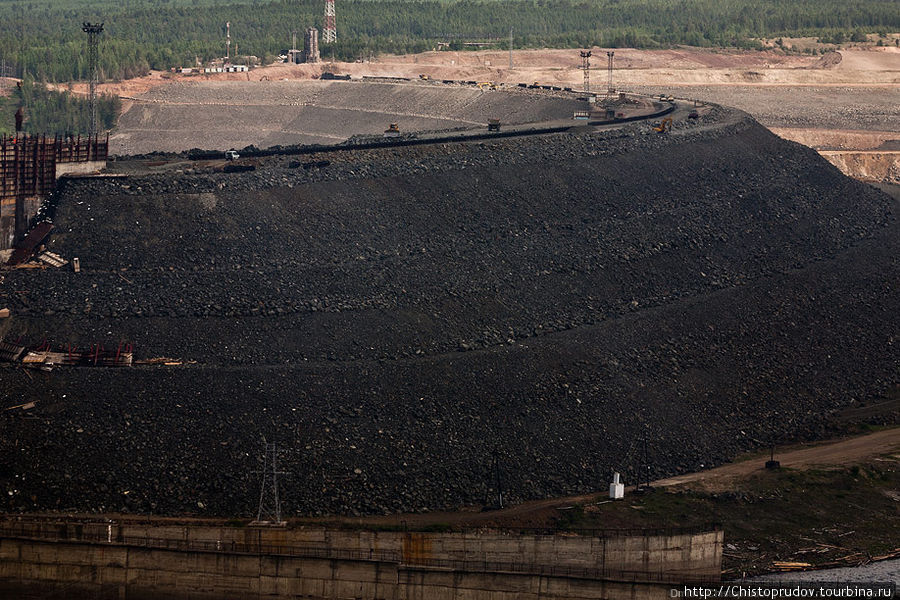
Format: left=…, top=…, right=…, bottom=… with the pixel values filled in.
left=0, top=0, right=896, bottom=82
left=0, top=78, right=120, bottom=135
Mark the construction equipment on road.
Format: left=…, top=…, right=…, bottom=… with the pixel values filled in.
left=384, top=123, right=400, bottom=138
left=488, top=119, right=501, bottom=131
left=653, top=117, right=673, bottom=133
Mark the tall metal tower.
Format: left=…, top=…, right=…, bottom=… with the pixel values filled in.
left=580, top=50, right=591, bottom=93
left=225, top=21, right=231, bottom=62
left=252, top=441, right=288, bottom=524
left=81, top=22, right=103, bottom=137
left=323, top=0, right=336, bottom=44
left=606, top=50, right=615, bottom=96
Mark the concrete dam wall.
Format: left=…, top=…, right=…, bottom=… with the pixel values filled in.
left=0, top=518, right=722, bottom=599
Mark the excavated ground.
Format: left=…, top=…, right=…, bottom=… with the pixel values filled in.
left=0, top=107, right=897, bottom=518
left=112, top=80, right=582, bottom=154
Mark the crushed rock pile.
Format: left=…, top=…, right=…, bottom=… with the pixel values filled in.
left=0, top=107, right=896, bottom=517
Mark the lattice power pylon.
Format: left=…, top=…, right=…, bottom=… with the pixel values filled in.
left=580, top=50, right=591, bottom=94
left=81, top=22, right=104, bottom=137
left=323, top=0, right=336, bottom=44
left=252, top=441, right=288, bottom=525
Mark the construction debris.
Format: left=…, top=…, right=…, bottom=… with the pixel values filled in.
left=5, top=222, right=53, bottom=267
left=0, top=339, right=133, bottom=368
left=772, top=561, right=812, bottom=571
left=37, top=251, right=68, bottom=268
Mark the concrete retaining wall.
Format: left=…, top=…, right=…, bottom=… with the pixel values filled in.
left=0, top=520, right=721, bottom=599
left=1, top=537, right=685, bottom=600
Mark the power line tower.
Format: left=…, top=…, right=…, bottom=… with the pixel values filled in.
left=252, top=441, right=288, bottom=525
left=580, top=50, right=591, bottom=94
left=323, top=0, right=336, bottom=44
left=81, top=22, right=103, bottom=137
left=606, top=50, right=615, bottom=97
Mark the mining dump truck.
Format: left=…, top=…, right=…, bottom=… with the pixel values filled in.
left=384, top=123, right=400, bottom=138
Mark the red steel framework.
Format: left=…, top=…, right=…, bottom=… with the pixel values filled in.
left=323, top=0, right=336, bottom=43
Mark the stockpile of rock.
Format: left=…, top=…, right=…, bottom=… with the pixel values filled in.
left=0, top=108, right=895, bottom=517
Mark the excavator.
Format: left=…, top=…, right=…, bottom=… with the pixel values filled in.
left=652, top=117, right=673, bottom=133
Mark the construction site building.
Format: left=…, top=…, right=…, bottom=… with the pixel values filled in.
left=303, top=27, right=320, bottom=63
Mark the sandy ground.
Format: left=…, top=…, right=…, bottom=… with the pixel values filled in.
left=654, top=427, right=900, bottom=492
left=94, top=46, right=898, bottom=179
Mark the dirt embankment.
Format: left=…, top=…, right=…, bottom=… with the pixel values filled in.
left=1, top=108, right=896, bottom=518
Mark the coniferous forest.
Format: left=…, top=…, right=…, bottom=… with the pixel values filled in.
left=0, top=0, right=896, bottom=83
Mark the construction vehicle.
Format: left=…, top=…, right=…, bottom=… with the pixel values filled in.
left=652, top=117, right=673, bottom=133
left=419, top=74, right=430, bottom=80
left=384, top=123, right=400, bottom=138
left=488, top=119, right=501, bottom=131
left=225, top=150, right=240, bottom=160
left=477, top=82, right=497, bottom=90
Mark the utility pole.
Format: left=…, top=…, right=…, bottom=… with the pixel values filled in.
left=580, top=50, right=591, bottom=94
left=606, top=50, right=615, bottom=96
left=252, top=441, right=288, bottom=525
left=81, top=22, right=103, bottom=137
left=508, top=29, right=513, bottom=71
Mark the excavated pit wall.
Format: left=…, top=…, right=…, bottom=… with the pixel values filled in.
left=0, top=107, right=897, bottom=518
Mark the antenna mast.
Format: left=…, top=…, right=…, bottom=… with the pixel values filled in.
left=81, top=22, right=104, bottom=137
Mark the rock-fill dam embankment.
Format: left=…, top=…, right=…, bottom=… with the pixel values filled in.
left=0, top=107, right=896, bottom=517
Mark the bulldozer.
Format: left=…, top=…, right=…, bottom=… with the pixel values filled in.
left=652, top=117, right=673, bottom=133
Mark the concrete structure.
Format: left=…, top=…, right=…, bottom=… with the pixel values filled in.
left=610, top=472, right=625, bottom=499
left=304, top=27, right=320, bottom=63
left=0, top=517, right=722, bottom=599
left=0, top=134, right=107, bottom=250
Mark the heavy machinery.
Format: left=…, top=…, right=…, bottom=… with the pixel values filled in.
left=384, top=123, right=400, bottom=138
left=652, top=117, right=673, bottom=133
left=477, top=82, right=497, bottom=90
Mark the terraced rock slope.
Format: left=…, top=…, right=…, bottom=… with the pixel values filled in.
left=1, top=107, right=896, bottom=517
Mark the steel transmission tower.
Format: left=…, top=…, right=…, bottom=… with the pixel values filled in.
left=323, top=0, right=336, bottom=44
left=580, top=50, right=591, bottom=93
left=252, top=441, right=288, bottom=524
left=81, top=22, right=103, bottom=137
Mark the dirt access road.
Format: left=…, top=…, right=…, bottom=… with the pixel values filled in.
left=303, top=426, right=900, bottom=529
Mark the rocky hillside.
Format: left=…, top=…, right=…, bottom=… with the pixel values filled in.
left=0, top=108, right=896, bottom=517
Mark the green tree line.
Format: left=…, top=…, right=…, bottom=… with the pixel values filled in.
left=0, top=77, right=120, bottom=136
left=0, top=0, right=896, bottom=82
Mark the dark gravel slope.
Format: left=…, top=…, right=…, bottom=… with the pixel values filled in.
left=1, top=109, right=896, bottom=517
